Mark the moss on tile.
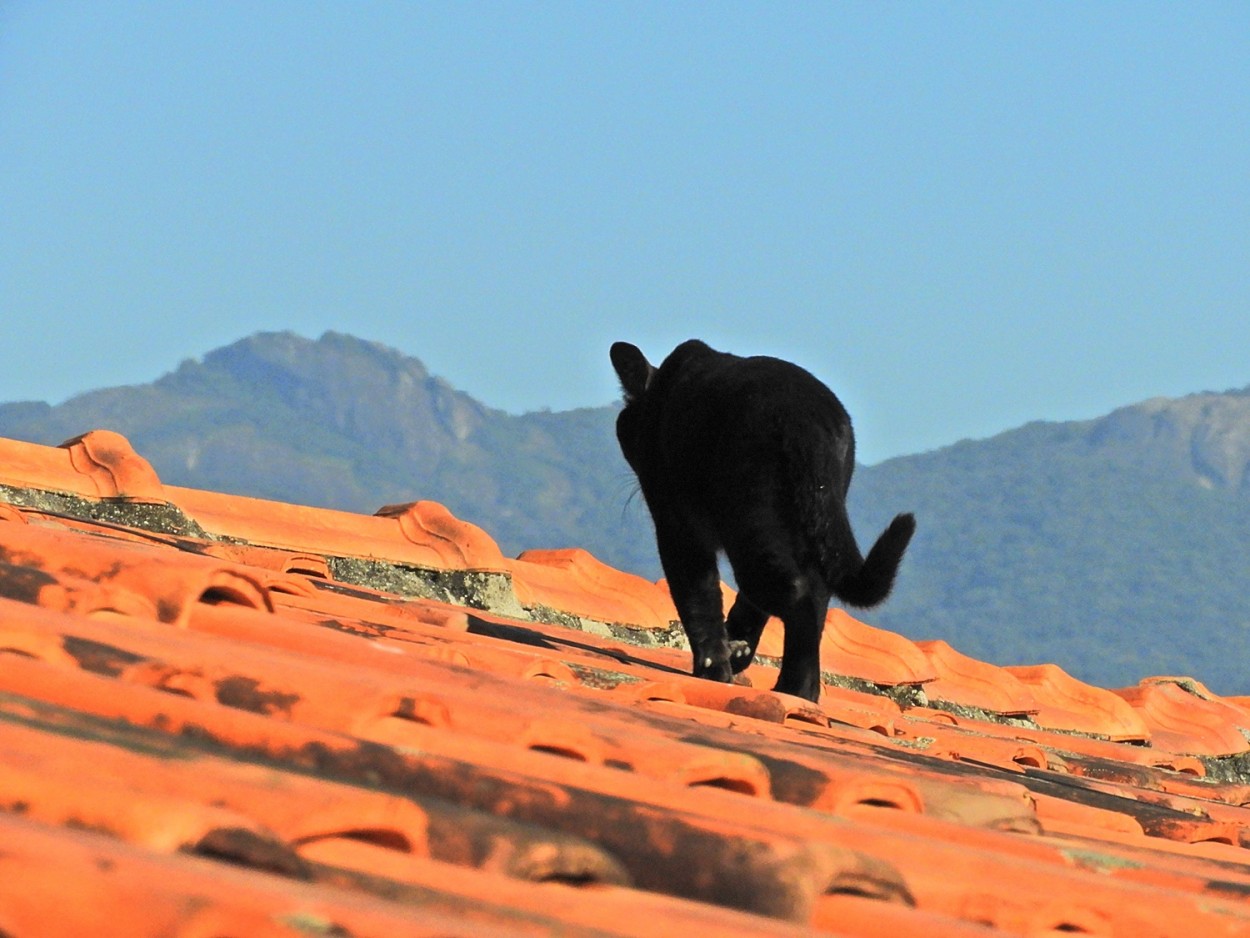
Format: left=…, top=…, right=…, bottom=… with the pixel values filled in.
left=585, top=617, right=689, bottom=651
left=0, top=484, right=211, bottom=539
left=818, top=673, right=931, bottom=710
left=565, top=662, right=646, bottom=691
left=921, top=696, right=1042, bottom=730
left=524, top=604, right=689, bottom=651
left=327, top=556, right=527, bottom=619
left=276, top=913, right=350, bottom=936
left=1060, top=847, right=1145, bottom=873
left=519, top=603, right=585, bottom=633
left=1198, top=749, right=1250, bottom=786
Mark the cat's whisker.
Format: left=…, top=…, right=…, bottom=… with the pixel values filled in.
left=614, top=472, right=642, bottom=522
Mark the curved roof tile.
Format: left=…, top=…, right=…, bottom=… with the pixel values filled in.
left=2, top=429, right=1250, bottom=935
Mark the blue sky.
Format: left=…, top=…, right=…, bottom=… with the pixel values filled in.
left=2, top=2, right=1247, bottom=464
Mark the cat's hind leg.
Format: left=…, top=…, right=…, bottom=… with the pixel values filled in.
left=722, top=524, right=803, bottom=676
left=725, top=593, right=769, bottom=674
left=772, top=582, right=829, bottom=703
left=727, top=537, right=829, bottom=702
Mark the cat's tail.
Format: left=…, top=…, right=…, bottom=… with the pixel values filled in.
left=831, top=513, right=916, bottom=608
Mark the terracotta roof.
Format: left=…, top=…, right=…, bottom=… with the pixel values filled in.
left=3, top=428, right=1250, bottom=936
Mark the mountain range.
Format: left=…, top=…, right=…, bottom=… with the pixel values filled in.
left=3, top=331, right=1248, bottom=694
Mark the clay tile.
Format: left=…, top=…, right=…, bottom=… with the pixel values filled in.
left=916, top=639, right=1041, bottom=717
left=262, top=572, right=322, bottom=598
left=519, top=656, right=579, bottom=684
left=0, top=503, right=27, bottom=523
left=0, top=601, right=89, bottom=666
left=812, top=893, right=1014, bottom=938
left=621, top=681, right=687, bottom=704
left=59, top=429, right=164, bottom=500
left=287, top=798, right=431, bottom=867
left=410, top=643, right=472, bottom=669
left=0, top=736, right=277, bottom=855
left=675, top=680, right=830, bottom=727
left=202, top=542, right=332, bottom=581
left=820, top=608, right=937, bottom=687
left=0, top=557, right=159, bottom=621
left=376, top=499, right=507, bottom=570
left=1029, top=789, right=1146, bottom=839
left=1008, top=745, right=1050, bottom=771
left=1143, top=674, right=1250, bottom=726
left=1004, top=662, right=1151, bottom=741
left=0, top=519, right=273, bottom=625
left=669, top=751, right=774, bottom=799
left=194, top=567, right=275, bottom=610
left=1114, top=680, right=1250, bottom=757
left=808, top=683, right=901, bottom=735
left=280, top=554, right=332, bottom=578
left=1222, top=693, right=1250, bottom=712
left=422, top=606, right=474, bottom=630
left=0, top=435, right=98, bottom=496
left=1024, top=903, right=1114, bottom=937
left=1151, top=754, right=1208, bottom=777
left=122, top=661, right=220, bottom=701
left=519, top=718, right=608, bottom=765
left=0, top=812, right=523, bottom=938
left=512, top=548, right=677, bottom=627
left=822, top=778, right=926, bottom=817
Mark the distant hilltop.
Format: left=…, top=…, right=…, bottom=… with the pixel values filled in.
left=1088, top=389, right=1250, bottom=491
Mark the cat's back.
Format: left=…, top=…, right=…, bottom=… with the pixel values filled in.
left=656, top=340, right=848, bottom=426
left=641, top=341, right=853, bottom=495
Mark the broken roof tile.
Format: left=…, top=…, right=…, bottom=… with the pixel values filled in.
left=3, top=428, right=1250, bottom=936
left=1005, top=662, right=1152, bottom=741
left=1114, top=679, right=1250, bottom=757
left=512, top=547, right=678, bottom=628
left=918, top=639, right=1041, bottom=717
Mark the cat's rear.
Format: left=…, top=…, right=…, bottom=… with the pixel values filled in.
left=611, top=339, right=915, bottom=702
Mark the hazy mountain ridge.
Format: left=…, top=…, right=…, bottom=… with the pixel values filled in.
left=3, top=331, right=1248, bottom=692
left=0, top=331, right=653, bottom=573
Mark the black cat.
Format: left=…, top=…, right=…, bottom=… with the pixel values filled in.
left=611, top=339, right=915, bottom=703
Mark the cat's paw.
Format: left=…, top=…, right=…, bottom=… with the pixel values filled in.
left=773, top=671, right=823, bottom=704
left=727, top=640, right=754, bottom=674
left=692, top=654, right=734, bottom=683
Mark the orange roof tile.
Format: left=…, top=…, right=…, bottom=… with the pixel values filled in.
left=3, top=429, right=1250, bottom=935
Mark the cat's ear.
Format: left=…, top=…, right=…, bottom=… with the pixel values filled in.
left=610, top=342, right=656, bottom=401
